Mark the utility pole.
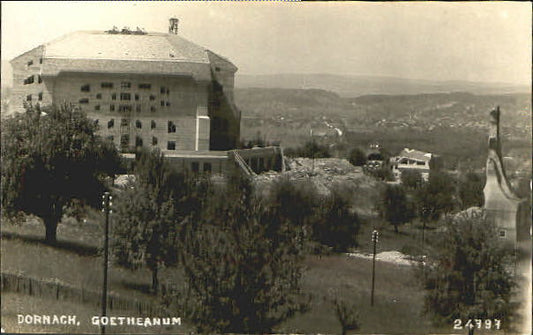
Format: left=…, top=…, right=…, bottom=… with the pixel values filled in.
left=371, top=230, right=379, bottom=306
left=101, top=192, right=112, bottom=335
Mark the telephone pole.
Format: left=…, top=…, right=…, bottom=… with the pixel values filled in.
left=371, top=230, right=379, bottom=306
left=101, top=192, right=112, bottom=335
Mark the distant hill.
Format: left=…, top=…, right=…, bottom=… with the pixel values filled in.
left=235, top=73, right=530, bottom=97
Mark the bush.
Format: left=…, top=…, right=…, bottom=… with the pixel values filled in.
left=287, top=140, right=331, bottom=158
left=348, top=148, right=367, bottom=166
left=401, top=170, right=423, bottom=189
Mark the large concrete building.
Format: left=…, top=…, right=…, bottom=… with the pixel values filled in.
left=10, top=20, right=240, bottom=154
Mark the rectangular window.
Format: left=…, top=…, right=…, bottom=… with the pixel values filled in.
left=120, top=93, right=131, bottom=101
left=161, top=101, right=165, bottom=107
left=26, top=94, right=32, bottom=101
left=139, top=83, right=151, bottom=89
left=95, top=105, right=100, bottom=111
left=168, top=121, right=176, bottom=133
left=166, top=101, right=171, bottom=107
left=107, top=119, right=114, bottom=128
left=111, top=93, right=117, bottom=100
left=38, top=92, right=43, bottom=101
left=150, top=106, right=156, bottom=113
left=149, top=95, right=156, bottom=101
left=39, top=58, right=43, bottom=64
left=38, top=75, right=42, bottom=83
left=27, top=60, right=33, bottom=67
left=160, top=86, right=166, bottom=94
left=81, top=84, right=90, bottom=92
left=121, top=118, right=129, bottom=127
left=24, top=75, right=34, bottom=85
left=96, top=93, right=102, bottom=99
left=167, top=141, right=176, bottom=150
left=121, top=82, right=131, bottom=89
left=152, top=136, right=158, bottom=145
left=135, top=136, right=143, bottom=147
left=110, top=104, right=115, bottom=112
left=134, top=94, right=139, bottom=101
left=499, top=230, right=506, bottom=238
left=203, top=162, right=212, bottom=173
left=101, top=82, right=113, bottom=89
left=151, top=120, right=156, bottom=129
left=118, top=105, right=132, bottom=112
left=191, top=162, right=199, bottom=173
left=120, top=134, right=130, bottom=147
left=79, top=98, right=89, bottom=104
left=136, top=120, right=142, bottom=129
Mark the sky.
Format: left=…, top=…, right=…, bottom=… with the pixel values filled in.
left=1, top=1, right=531, bottom=86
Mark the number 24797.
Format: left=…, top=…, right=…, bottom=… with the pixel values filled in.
left=453, top=319, right=501, bottom=330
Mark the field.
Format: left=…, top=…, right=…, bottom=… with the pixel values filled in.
left=0, top=212, right=460, bottom=335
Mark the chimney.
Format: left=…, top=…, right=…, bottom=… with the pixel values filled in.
left=169, top=17, right=179, bottom=35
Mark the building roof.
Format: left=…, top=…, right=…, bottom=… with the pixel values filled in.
left=397, top=148, right=432, bottom=162
left=13, top=30, right=236, bottom=81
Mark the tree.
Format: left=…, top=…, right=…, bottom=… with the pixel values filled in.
left=312, top=184, right=361, bottom=252
left=112, top=148, right=205, bottom=293
left=1, top=104, right=121, bottom=243
left=348, top=148, right=367, bottom=166
left=296, top=139, right=331, bottom=158
left=419, top=210, right=515, bottom=328
left=401, top=169, right=423, bottom=189
left=381, top=184, right=414, bottom=233
left=458, top=172, right=484, bottom=209
left=175, top=175, right=308, bottom=333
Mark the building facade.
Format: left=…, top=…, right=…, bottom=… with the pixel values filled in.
left=10, top=22, right=240, bottom=154
left=392, top=148, right=439, bottom=181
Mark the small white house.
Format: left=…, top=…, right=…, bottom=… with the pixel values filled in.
left=392, top=148, right=436, bottom=181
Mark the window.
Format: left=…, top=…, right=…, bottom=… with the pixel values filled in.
left=160, top=86, right=166, bottom=94
left=135, top=136, right=143, bottom=147
left=121, top=82, right=131, bottom=89
left=120, top=134, right=130, bottom=147
left=107, top=119, right=114, bottom=128
left=39, top=58, right=43, bottom=64
left=136, top=120, right=142, bottom=129
left=168, top=121, right=176, bottom=133
left=101, top=82, right=113, bottom=89
left=95, top=105, right=100, bottom=111
left=203, top=162, right=212, bottom=173
left=120, top=118, right=129, bottom=127
left=150, top=106, right=156, bottom=113
left=38, top=75, right=42, bottom=83
left=166, top=101, right=171, bottom=107
left=81, top=84, right=90, bottom=92
left=107, top=135, right=114, bottom=142
left=191, top=162, right=199, bottom=173
left=152, top=136, right=158, bottom=145
left=151, top=120, right=156, bottom=129
left=118, top=105, right=132, bottom=112
left=499, top=230, right=506, bottom=238
left=167, top=141, right=176, bottom=150
left=120, top=93, right=131, bottom=101
left=38, top=92, right=43, bottom=101
left=110, top=104, right=115, bottom=112
left=139, top=83, right=151, bottom=89
left=166, top=88, right=170, bottom=94
left=215, top=66, right=221, bottom=72
left=79, top=98, right=89, bottom=104
left=161, top=100, right=165, bottom=107
left=136, top=105, right=141, bottom=113
left=26, top=94, right=32, bottom=101
left=111, top=93, right=117, bottom=100
left=23, top=75, right=34, bottom=85
left=134, top=94, right=139, bottom=101
left=96, top=93, right=102, bottom=99
left=149, top=95, right=156, bottom=101
left=27, top=60, right=33, bottom=67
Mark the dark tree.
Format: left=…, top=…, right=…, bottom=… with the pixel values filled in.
left=401, top=169, right=423, bottom=189
left=348, top=148, right=367, bottom=166
left=458, top=171, right=484, bottom=209
left=419, top=210, right=515, bottom=328
left=381, top=184, right=414, bottom=233
left=416, top=171, right=455, bottom=223
left=294, top=139, right=331, bottom=158
left=1, top=104, right=121, bottom=243
left=312, top=184, right=361, bottom=252
left=175, top=176, right=308, bottom=333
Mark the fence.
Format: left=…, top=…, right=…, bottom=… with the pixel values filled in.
left=1, top=272, right=163, bottom=315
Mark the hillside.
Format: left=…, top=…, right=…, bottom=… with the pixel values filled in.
left=235, top=73, right=531, bottom=97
